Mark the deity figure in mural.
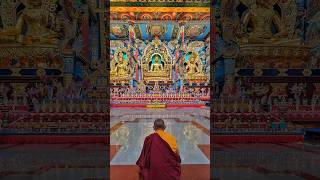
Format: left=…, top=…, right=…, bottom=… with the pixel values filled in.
left=238, top=0, right=299, bottom=44
left=185, top=53, right=204, bottom=78
left=150, top=55, right=164, bottom=72
left=114, top=52, right=129, bottom=77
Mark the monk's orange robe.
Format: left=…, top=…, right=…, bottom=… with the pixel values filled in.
left=156, top=130, right=178, bottom=153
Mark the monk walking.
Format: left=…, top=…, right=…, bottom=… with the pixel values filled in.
left=136, top=119, right=181, bottom=180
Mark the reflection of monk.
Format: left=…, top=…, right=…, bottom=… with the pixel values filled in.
left=137, top=119, right=181, bottom=180
left=150, top=55, right=164, bottom=72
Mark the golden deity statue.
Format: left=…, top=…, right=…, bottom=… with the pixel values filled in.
left=185, top=53, right=204, bottom=77
left=111, top=51, right=130, bottom=84
left=150, top=55, right=164, bottom=72
left=184, top=52, right=207, bottom=83
left=114, top=52, right=129, bottom=76
left=238, top=0, right=299, bottom=45
left=0, top=0, right=61, bottom=45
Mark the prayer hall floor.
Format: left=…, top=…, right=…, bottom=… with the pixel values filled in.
left=110, top=107, right=210, bottom=179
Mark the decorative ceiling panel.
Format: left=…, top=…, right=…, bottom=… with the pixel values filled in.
left=110, top=12, right=210, bottom=21
left=110, top=21, right=210, bottom=41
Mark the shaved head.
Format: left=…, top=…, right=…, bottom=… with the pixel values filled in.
left=153, top=119, right=166, bottom=131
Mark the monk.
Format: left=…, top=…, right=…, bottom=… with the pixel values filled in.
left=136, top=119, right=181, bottom=180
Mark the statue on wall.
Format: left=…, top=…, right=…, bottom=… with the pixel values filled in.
left=185, top=52, right=203, bottom=77
left=183, top=51, right=207, bottom=84
left=110, top=49, right=131, bottom=84
left=114, top=52, right=129, bottom=77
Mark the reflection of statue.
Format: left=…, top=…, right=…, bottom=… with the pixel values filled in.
left=114, top=52, right=129, bottom=77
left=238, top=0, right=299, bottom=44
left=183, top=124, right=200, bottom=146
left=185, top=53, right=204, bottom=78
left=150, top=55, right=164, bottom=72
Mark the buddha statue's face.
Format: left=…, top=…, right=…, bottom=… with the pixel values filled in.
left=154, top=56, right=160, bottom=63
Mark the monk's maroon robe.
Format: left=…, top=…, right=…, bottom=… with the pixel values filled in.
left=136, top=133, right=181, bottom=180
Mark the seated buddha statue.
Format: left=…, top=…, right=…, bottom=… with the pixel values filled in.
left=150, top=55, right=164, bottom=72
left=185, top=53, right=205, bottom=79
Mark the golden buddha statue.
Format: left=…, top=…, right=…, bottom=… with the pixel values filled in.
left=140, top=39, right=172, bottom=83
left=238, top=0, right=299, bottom=45
left=0, top=0, right=61, bottom=45
left=150, top=55, right=164, bottom=72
